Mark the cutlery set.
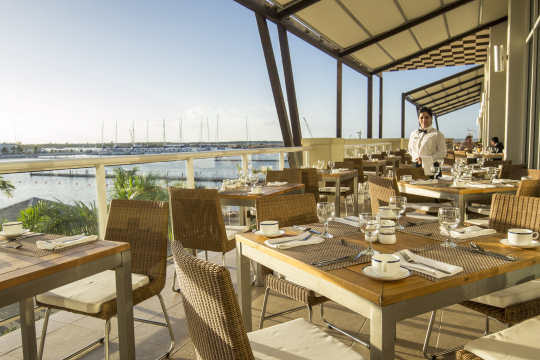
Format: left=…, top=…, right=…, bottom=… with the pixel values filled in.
left=1, top=232, right=44, bottom=249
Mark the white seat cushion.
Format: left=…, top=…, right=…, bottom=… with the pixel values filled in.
left=404, top=213, right=438, bottom=220
left=36, top=270, right=149, bottom=313
left=468, top=205, right=491, bottom=215
left=464, top=218, right=490, bottom=227
left=319, top=187, right=351, bottom=193
left=225, top=225, right=250, bottom=241
left=248, top=318, right=366, bottom=360
left=409, top=202, right=452, bottom=212
left=471, top=280, right=540, bottom=308
left=464, top=315, right=540, bottom=360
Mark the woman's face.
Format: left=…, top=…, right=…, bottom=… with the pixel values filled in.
left=418, top=112, right=432, bottom=129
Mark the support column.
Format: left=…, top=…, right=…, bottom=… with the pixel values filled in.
left=337, top=60, right=343, bottom=138
left=278, top=26, right=302, bottom=146
left=434, top=115, right=439, bottom=130
left=367, top=76, right=373, bottom=138
left=401, top=93, right=406, bottom=138
left=256, top=14, right=295, bottom=149
left=488, top=22, right=508, bottom=155
left=379, top=76, right=383, bottom=138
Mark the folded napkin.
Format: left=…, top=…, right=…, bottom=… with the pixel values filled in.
left=395, top=249, right=463, bottom=279
left=264, top=232, right=324, bottom=249
left=410, top=180, right=438, bottom=185
left=266, top=181, right=287, bottom=187
left=440, top=175, right=453, bottom=181
left=439, top=226, right=496, bottom=239
left=217, top=187, right=226, bottom=193
left=37, top=234, right=98, bottom=250
left=334, top=216, right=359, bottom=227
left=493, top=179, right=520, bottom=184
left=466, top=183, right=496, bottom=189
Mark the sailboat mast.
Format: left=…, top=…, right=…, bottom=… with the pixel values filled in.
left=132, top=120, right=135, bottom=148
left=180, top=118, right=183, bottom=147
left=216, top=115, right=218, bottom=148
left=162, top=119, right=166, bottom=148
left=115, top=121, right=117, bottom=147
left=146, top=120, right=149, bottom=148
left=101, top=122, right=104, bottom=149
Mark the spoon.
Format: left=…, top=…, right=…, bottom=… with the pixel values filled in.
left=340, top=239, right=362, bottom=251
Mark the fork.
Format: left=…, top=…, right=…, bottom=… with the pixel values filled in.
left=312, top=251, right=362, bottom=266
left=399, top=251, right=451, bottom=274
left=409, top=231, right=434, bottom=236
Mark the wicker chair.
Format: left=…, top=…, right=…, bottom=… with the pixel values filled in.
left=171, top=241, right=366, bottom=360
left=394, top=167, right=429, bottom=181
left=266, top=169, right=302, bottom=183
left=169, top=187, right=250, bottom=291
left=36, top=200, right=174, bottom=360
left=508, top=168, right=540, bottom=180
left=286, top=168, right=327, bottom=203
left=255, top=193, right=369, bottom=347
left=498, top=164, right=527, bottom=179
left=425, top=194, right=540, bottom=359
left=319, top=161, right=355, bottom=216
left=483, top=159, right=512, bottom=167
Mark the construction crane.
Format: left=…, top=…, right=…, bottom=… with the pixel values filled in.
left=303, top=117, right=314, bottom=137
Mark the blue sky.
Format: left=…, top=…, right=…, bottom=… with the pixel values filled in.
left=0, top=0, right=479, bottom=145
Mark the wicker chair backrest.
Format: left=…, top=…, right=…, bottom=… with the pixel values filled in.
left=508, top=168, right=540, bottom=180
left=266, top=169, right=302, bottom=183
left=483, top=160, right=512, bottom=167
left=171, top=242, right=255, bottom=360
left=499, top=164, right=528, bottom=179
left=347, top=158, right=365, bottom=183
left=367, top=175, right=400, bottom=213
left=516, top=180, right=540, bottom=198
left=294, top=168, right=321, bottom=203
left=394, top=167, right=429, bottom=181
left=255, top=193, right=319, bottom=229
left=488, top=194, right=540, bottom=233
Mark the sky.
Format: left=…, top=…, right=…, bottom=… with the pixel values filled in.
left=0, top=0, right=480, bottom=145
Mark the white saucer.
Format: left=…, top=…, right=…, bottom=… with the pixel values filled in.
left=499, top=238, right=540, bottom=249
left=400, top=179, right=412, bottom=182
left=448, top=184, right=467, bottom=188
left=0, top=229, right=30, bottom=238
left=250, top=191, right=264, bottom=195
left=254, top=230, right=286, bottom=238
left=362, top=265, right=411, bottom=281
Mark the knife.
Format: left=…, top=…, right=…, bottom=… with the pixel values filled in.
left=15, top=233, right=44, bottom=241
left=271, top=233, right=314, bottom=245
left=454, top=245, right=518, bottom=262
left=470, top=242, right=519, bottom=262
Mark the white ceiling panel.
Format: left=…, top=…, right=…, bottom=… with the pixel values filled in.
left=342, top=0, right=404, bottom=36
left=446, top=0, right=481, bottom=36
left=411, top=16, right=449, bottom=48
left=397, top=0, right=440, bottom=20
left=481, top=0, right=508, bottom=24
left=378, top=31, right=421, bottom=59
left=352, top=44, right=394, bottom=69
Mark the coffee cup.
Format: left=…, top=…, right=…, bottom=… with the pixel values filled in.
left=372, top=254, right=400, bottom=277
left=378, top=220, right=396, bottom=244
left=455, top=181, right=466, bottom=187
left=251, top=186, right=262, bottom=194
left=379, top=206, right=394, bottom=219
left=508, top=229, right=539, bottom=245
left=332, top=169, right=341, bottom=174
left=2, top=222, right=22, bottom=236
left=400, top=175, right=412, bottom=181
left=260, top=221, right=279, bottom=236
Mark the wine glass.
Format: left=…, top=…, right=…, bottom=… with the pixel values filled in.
left=396, top=148, right=400, bottom=152
left=431, top=165, right=440, bottom=178
left=389, top=196, right=407, bottom=230
left=249, top=173, right=259, bottom=187
left=367, top=151, right=372, bottom=161
left=487, top=167, right=498, bottom=184
left=478, top=158, right=485, bottom=168
left=328, top=161, right=335, bottom=171
left=359, top=213, right=380, bottom=256
left=317, top=202, right=335, bottom=239
left=318, top=159, right=325, bottom=170
left=439, top=158, right=444, bottom=167
left=439, top=207, right=460, bottom=248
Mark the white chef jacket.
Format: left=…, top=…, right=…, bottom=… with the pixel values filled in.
left=408, top=125, right=447, bottom=163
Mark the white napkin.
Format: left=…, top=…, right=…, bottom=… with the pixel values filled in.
left=466, top=183, right=496, bottom=188
left=439, top=226, right=496, bottom=239
left=37, top=234, right=98, bottom=250
left=395, top=249, right=463, bottom=279
left=264, top=232, right=323, bottom=249
left=410, top=179, right=439, bottom=185
left=334, top=216, right=359, bottom=227
left=217, top=187, right=226, bottom=193
left=493, top=179, right=520, bottom=184
left=266, top=181, right=287, bottom=187
left=440, top=175, right=453, bottom=181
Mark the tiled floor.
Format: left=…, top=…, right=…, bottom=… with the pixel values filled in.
left=0, top=198, right=506, bottom=359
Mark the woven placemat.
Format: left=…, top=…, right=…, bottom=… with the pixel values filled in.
left=406, top=243, right=522, bottom=282
left=0, top=234, right=100, bottom=258
left=282, top=220, right=360, bottom=237
left=397, top=222, right=505, bottom=244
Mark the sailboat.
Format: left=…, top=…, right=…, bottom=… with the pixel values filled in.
left=215, top=115, right=226, bottom=150
left=130, top=121, right=144, bottom=155
left=198, top=117, right=211, bottom=151
left=98, top=122, right=111, bottom=155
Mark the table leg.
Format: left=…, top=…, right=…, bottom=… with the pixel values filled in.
left=239, top=206, right=246, bottom=226
left=19, top=298, right=37, bottom=360
left=236, top=242, right=253, bottom=332
left=335, top=177, right=341, bottom=218
left=115, top=251, right=136, bottom=360
left=353, top=174, right=358, bottom=216
left=370, top=304, right=396, bottom=360
left=255, top=262, right=263, bottom=287
left=457, top=195, right=466, bottom=223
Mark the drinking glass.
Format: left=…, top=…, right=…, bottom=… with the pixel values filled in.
left=389, top=196, right=407, bottom=230
left=359, top=213, right=380, bottom=256
left=367, top=152, right=372, bottom=161
left=396, top=148, right=400, bottom=152
left=430, top=165, right=440, bottom=177
left=328, top=161, right=335, bottom=171
left=478, top=158, right=485, bottom=168
left=487, top=167, right=498, bottom=184
left=249, top=173, right=259, bottom=187
left=439, top=158, right=444, bottom=167
left=318, top=159, right=325, bottom=170
left=317, top=202, right=335, bottom=239
left=439, top=207, right=460, bottom=248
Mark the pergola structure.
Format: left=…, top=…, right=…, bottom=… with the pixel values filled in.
left=401, top=64, right=484, bottom=134
left=233, top=0, right=507, bottom=149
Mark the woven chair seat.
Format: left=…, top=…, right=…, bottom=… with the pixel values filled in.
left=262, top=272, right=328, bottom=306
left=460, top=296, right=540, bottom=325
left=247, top=318, right=365, bottom=360
left=225, top=225, right=250, bottom=240
left=408, top=202, right=452, bottom=213
left=470, top=280, right=540, bottom=308
left=36, top=270, right=149, bottom=314
left=319, top=187, right=352, bottom=193
left=457, top=316, right=540, bottom=360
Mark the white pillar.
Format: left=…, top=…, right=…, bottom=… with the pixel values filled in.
left=487, top=22, right=508, bottom=149
left=95, top=164, right=108, bottom=238
left=186, top=158, right=195, bottom=189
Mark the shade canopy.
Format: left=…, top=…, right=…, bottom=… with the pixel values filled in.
left=404, top=64, right=484, bottom=116
left=235, top=0, right=507, bottom=76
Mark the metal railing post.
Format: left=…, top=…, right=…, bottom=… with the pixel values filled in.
left=95, top=164, right=108, bottom=239
left=303, top=149, right=310, bottom=167
left=279, top=152, right=285, bottom=169
left=186, top=158, right=195, bottom=189
left=242, top=154, right=249, bottom=174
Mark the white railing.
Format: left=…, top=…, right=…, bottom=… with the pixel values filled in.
left=0, top=146, right=312, bottom=238
left=344, top=142, right=394, bottom=157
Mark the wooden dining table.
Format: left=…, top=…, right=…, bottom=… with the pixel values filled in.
left=234, top=224, right=540, bottom=360
left=362, top=159, right=387, bottom=176
left=0, top=238, right=135, bottom=360
left=318, top=169, right=359, bottom=218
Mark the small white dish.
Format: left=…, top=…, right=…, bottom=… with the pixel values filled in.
left=250, top=191, right=264, bottom=195
left=254, top=230, right=286, bottom=238
left=362, top=265, right=411, bottom=281
left=499, top=238, right=540, bottom=249
left=0, top=229, right=30, bottom=238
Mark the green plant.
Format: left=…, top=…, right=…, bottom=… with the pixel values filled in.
left=235, top=164, right=262, bottom=174
left=108, top=166, right=169, bottom=201
left=0, top=176, right=15, bottom=198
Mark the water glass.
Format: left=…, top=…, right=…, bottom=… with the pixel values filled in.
left=249, top=173, right=259, bottom=187
left=367, top=152, right=372, bottom=161
left=430, top=165, right=440, bottom=177
left=478, top=158, right=485, bottom=167
left=318, top=159, right=325, bottom=170
left=389, top=196, right=407, bottom=230
left=439, top=207, right=460, bottom=248
left=328, top=161, right=335, bottom=171
left=487, top=167, right=498, bottom=184
left=317, top=202, right=335, bottom=239
left=359, top=213, right=380, bottom=256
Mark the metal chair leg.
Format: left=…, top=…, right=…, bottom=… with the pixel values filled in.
left=104, top=318, right=111, bottom=360
left=222, top=252, right=226, bottom=266
left=320, top=303, right=370, bottom=349
left=308, top=305, right=313, bottom=323
left=259, top=287, right=270, bottom=329
left=258, top=287, right=308, bottom=329
left=484, top=315, right=490, bottom=336
left=156, top=293, right=176, bottom=359
left=205, top=250, right=209, bottom=261
left=38, top=308, right=51, bottom=360
left=422, top=309, right=463, bottom=359
left=171, top=270, right=180, bottom=292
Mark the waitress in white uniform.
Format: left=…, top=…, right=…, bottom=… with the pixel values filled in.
left=408, top=107, right=447, bottom=175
